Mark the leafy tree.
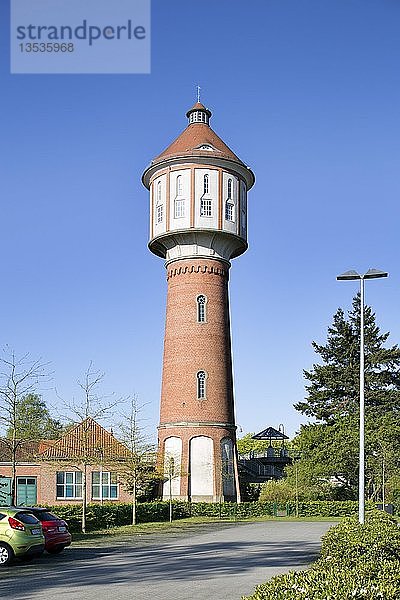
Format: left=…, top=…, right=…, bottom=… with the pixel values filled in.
left=236, top=433, right=271, bottom=455
left=6, top=393, right=63, bottom=440
left=295, top=294, right=400, bottom=423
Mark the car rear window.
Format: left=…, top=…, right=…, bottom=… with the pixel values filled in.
left=33, top=511, right=59, bottom=521
left=15, top=512, right=40, bottom=524
left=0, top=513, right=6, bottom=520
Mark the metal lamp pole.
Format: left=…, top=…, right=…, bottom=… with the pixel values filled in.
left=337, top=268, right=388, bottom=524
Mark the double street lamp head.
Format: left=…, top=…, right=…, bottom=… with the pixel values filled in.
left=337, top=268, right=388, bottom=281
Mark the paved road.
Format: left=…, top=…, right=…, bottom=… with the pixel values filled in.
left=0, top=521, right=333, bottom=600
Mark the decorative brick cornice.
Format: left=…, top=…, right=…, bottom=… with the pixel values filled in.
left=166, top=262, right=229, bottom=281
left=158, top=421, right=236, bottom=430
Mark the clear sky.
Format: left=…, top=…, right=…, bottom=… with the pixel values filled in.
left=1, top=0, right=399, bottom=440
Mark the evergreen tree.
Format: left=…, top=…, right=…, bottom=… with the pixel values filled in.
left=295, top=294, right=400, bottom=423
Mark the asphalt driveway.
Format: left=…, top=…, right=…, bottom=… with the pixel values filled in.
left=0, top=520, right=334, bottom=600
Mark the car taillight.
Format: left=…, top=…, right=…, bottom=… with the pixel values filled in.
left=8, top=516, right=25, bottom=531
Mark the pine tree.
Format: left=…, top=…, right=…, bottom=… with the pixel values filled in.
left=295, top=294, right=400, bottom=423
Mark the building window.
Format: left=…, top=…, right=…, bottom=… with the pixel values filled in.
left=56, top=471, right=82, bottom=499
left=203, top=174, right=209, bottom=195
left=175, top=198, right=185, bottom=218
left=197, top=295, right=207, bottom=322
left=197, top=370, right=206, bottom=399
left=200, top=198, right=212, bottom=217
left=227, top=178, right=232, bottom=199
left=157, top=180, right=162, bottom=203
left=156, top=181, right=163, bottom=224
left=225, top=201, right=234, bottom=222
left=92, top=472, right=118, bottom=500
left=176, top=175, right=183, bottom=196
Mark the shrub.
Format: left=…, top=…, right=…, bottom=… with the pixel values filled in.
left=243, top=510, right=400, bottom=600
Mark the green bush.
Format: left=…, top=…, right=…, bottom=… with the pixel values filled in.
left=243, top=510, right=400, bottom=600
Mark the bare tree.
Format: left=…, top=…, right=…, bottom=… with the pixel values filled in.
left=0, top=349, right=48, bottom=505
left=116, top=396, right=156, bottom=525
left=58, top=362, right=122, bottom=533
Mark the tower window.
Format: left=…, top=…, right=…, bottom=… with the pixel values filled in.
left=157, top=204, right=163, bottom=223
left=225, top=201, right=234, bottom=222
left=174, top=198, right=185, bottom=219
left=197, top=371, right=206, bottom=399
left=157, top=180, right=162, bottom=203
left=197, top=295, right=207, bottom=323
left=227, top=178, right=232, bottom=199
left=200, top=198, right=212, bottom=217
left=176, top=175, right=183, bottom=196
left=203, top=174, right=209, bottom=195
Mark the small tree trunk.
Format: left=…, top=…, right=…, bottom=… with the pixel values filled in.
left=132, top=477, right=137, bottom=525
left=11, top=439, right=17, bottom=506
left=82, top=467, right=87, bottom=534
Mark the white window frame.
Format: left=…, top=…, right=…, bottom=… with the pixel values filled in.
left=200, top=197, right=212, bottom=217
left=176, top=175, right=183, bottom=197
left=203, top=174, right=209, bottom=195
left=197, top=295, right=207, bottom=323
left=227, top=178, right=233, bottom=199
left=157, top=203, right=163, bottom=224
left=174, top=198, right=185, bottom=219
left=197, top=370, right=207, bottom=399
left=92, top=471, right=118, bottom=500
left=56, top=471, right=83, bottom=499
left=225, top=201, right=234, bottom=222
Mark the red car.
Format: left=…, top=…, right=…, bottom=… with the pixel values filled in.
left=22, top=508, right=72, bottom=554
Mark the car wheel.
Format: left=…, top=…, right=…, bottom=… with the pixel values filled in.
left=0, top=543, right=13, bottom=567
left=47, top=546, right=65, bottom=554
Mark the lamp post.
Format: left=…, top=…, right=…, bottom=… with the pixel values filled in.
left=336, top=268, right=388, bottom=524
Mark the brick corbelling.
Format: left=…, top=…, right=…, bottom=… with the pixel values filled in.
left=166, top=261, right=229, bottom=281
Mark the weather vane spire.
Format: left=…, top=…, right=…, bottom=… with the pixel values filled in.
left=196, top=84, right=201, bottom=103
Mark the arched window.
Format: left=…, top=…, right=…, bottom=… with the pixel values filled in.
left=197, top=295, right=207, bottom=323
left=197, top=371, right=206, bottom=399
left=156, top=181, right=163, bottom=223
left=157, top=180, right=162, bottom=203
left=176, top=175, right=183, bottom=196
left=227, top=178, right=232, bottom=199
left=203, top=174, right=209, bottom=195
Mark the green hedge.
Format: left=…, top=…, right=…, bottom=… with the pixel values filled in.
left=40, top=499, right=366, bottom=532
left=243, top=510, right=400, bottom=599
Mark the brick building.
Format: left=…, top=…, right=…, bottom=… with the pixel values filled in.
left=142, top=101, right=255, bottom=502
left=0, top=418, right=132, bottom=506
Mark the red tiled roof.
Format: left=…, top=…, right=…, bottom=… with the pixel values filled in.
left=0, top=439, right=43, bottom=462
left=153, top=122, right=243, bottom=165
left=40, top=417, right=130, bottom=461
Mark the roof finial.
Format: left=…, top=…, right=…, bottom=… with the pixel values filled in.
left=196, top=84, right=201, bottom=103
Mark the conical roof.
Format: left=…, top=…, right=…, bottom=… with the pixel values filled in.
left=142, top=101, right=255, bottom=190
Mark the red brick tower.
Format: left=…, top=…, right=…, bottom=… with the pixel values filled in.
left=142, top=102, right=255, bottom=502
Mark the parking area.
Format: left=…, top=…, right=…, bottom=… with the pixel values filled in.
left=0, top=521, right=333, bottom=600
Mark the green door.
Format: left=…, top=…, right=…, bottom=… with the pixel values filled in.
left=16, top=477, right=37, bottom=505
left=0, top=477, right=12, bottom=505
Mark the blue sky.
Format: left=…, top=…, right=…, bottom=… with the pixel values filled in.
left=1, top=0, right=399, bottom=439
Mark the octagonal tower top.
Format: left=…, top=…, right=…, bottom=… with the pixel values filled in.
left=142, top=102, right=255, bottom=264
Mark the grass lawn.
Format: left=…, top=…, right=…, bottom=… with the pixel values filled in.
left=72, top=515, right=338, bottom=545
